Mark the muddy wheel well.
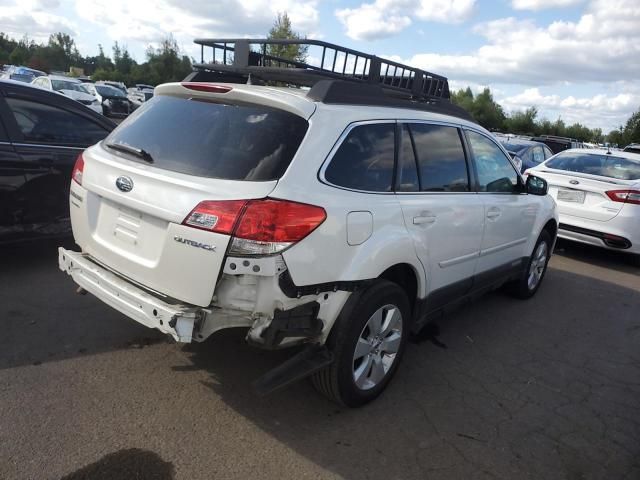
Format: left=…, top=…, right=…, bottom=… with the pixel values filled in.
left=379, top=264, right=418, bottom=313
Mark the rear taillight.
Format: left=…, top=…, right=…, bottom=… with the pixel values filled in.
left=182, top=198, right=326, bottom=255
left=71, top=153, right=84, bottom=185
left=606, top=190, right=640, bottom=205
left=180, top=83, right=232, bottom=94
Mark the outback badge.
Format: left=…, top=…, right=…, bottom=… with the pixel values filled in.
left=173, top=235, right=216, bottom=252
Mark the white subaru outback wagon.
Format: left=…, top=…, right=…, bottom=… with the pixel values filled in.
left=59, top=39, right=558, bottom=407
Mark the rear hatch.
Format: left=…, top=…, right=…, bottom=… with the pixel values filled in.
left=535, top=151, right=640, bottom=222
left=72, top=83, right=312, bottom=306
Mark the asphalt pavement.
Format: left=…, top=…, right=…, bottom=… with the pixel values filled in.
left=0, top=239, right=638, bottom=480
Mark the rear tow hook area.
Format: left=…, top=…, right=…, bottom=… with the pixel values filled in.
left=252, top=344, right=334, bottom=396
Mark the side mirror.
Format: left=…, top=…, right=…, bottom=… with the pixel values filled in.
left=526, top=175, right=548, bottom=196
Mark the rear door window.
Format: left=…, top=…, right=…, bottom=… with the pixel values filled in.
left=410, top=123, right=469, bottom=192
left=105, top=95, right=309, bottom=181
left=6, top=97, right=109, bottom=146
left=545, top=152, right=640, bottom=180
left=324, top=123, right=395, bottom=192
left=466, top=130, right=519, bottom=193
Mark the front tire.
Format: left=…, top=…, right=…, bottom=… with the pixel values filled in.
left=311, top=280, right=410, bottom=407
left=507, top=230, right=552, bottom=299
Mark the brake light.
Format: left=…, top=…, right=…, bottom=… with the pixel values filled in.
left=605, top=190, right=640, bottom=205
left=182, top=198, right=327, bottom=255
left=71, top=153, right=84, bottom=185
left=181, top=83, right=232, bottom=94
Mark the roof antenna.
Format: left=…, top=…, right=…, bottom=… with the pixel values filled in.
left=247, top=73, right=253, bottom=85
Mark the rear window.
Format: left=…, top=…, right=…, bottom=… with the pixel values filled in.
left=104, top=95, right=309, bottom=181
left=324, top=123, right=395, bottom=192
left=545, top=152, right=640, bottom=180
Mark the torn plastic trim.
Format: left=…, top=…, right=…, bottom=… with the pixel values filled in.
left=247, top=301, right=323, bottom=350
left=278, top=269, right=373, bottom=299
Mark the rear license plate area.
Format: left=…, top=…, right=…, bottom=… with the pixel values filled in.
left=557, top=189, right=585, bottom=203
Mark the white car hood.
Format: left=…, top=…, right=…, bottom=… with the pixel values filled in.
left=59, top=89, right=95, bottom=102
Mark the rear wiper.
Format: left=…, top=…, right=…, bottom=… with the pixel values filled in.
left=105, top=142, right=154, bottom=163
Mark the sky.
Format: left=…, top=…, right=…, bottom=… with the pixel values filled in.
left=1, top=0, right=638, bottom=132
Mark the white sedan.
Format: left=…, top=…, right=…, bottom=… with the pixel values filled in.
left=527, top=148, right=640, bottom=256
left=31, top=75, right=102, bottom=114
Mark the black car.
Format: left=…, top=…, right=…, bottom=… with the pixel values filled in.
left=0, top=79, right=116, bottom=244
left=496, top=137, right=554, bottom=172
left=530, top=135, right=584, bottom=154
left=623, top=143, right=640, bottom=155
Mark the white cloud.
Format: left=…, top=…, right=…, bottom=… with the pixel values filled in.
left=400, top=0, right=640, bottom=86
left=512, top=0, right=585, bottom=11
left=0, top=0, right=74, bottom=41
left=336, top=0, right=476, bottom=41
left=72, top=0, right=320, bottom=59
left=499, top=87, right=640, bottom=131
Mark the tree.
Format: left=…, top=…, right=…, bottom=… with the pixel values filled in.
left=505, top=107, right=538, bottom=135
left=267, top=12, right=308, bottom=63
left=451, top=87, right=505, bottom=131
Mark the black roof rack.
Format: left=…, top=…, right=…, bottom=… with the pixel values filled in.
left=187, top=38, right=473, bottom=121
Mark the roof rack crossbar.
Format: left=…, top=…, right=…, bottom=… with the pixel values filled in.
left=192, top=38, right=451, bottom=102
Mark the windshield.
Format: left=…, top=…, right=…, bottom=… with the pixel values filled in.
left=96, top=85, right=125, bottom=97
left=105, top=95, right=309, bottom=181
left=545, top=152, right=640, bottom=180
left=51, top=80, right=84, bottom=92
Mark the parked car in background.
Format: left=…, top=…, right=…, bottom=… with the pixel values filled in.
left=526, top=149, right=640, bottom=257
left=623, top=143, right=640, bottom=155
left=496, top=136, right=554, bottom=173
left=531, top=135, right=584, bottom=154
left=0, top=79, right=115, bottom=244
left=1, top=66, right=46, bottom=83
left=83, top=83, right=132, bottom=118
left=98, top=80, right=127, bottom=96
left=127, top=84, right=154, bottom=110
left=31, top=75, right=102, bottom=114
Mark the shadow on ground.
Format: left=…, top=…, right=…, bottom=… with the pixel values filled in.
left=59, top=448, right=174, bottom=480
left=0, top=240, right=167, bottom=370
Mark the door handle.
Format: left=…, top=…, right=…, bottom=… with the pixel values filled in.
left=413, top=213, right=436, bottom=225
left=486, top=208, right=502, bottom=220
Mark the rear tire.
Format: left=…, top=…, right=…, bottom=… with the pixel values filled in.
left=507, top=230, right=552, bottom=299
left=311, top=280, right=410, bottom=407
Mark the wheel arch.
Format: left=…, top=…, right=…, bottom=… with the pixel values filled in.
left=377, top=262, right=422, bottom=316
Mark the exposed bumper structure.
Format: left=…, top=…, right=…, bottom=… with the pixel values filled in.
left=58, top=248, right=200, bottom=342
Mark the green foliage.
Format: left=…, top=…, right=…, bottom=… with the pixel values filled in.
left=451, top=87, right=506, bottom=131
left=452, top=86, right=620, bottom=143
left=267, top=12, right=308, bottom=63
left=0, top=31, right=192, bottom=88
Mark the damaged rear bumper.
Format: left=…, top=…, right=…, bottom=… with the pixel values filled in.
left=59, top=248, right=202, bottom=342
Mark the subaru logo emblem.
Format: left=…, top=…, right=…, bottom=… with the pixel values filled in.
left=569, top=179, right=579, bottom=185
left=116, top=176, right=133, bottom=192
